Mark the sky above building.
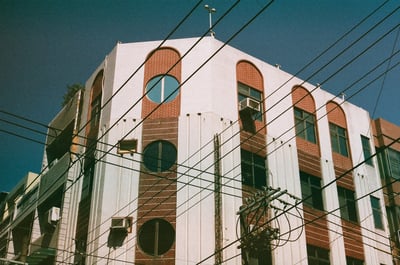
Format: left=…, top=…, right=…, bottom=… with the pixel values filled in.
left=0, top=0, right=399, bottom=192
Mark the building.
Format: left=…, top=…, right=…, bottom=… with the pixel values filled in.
left=373, top=118, right=400, bottom=265
left=0, top=37, right=395, bottom=265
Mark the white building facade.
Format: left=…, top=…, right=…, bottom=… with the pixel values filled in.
left=0, top=37, right=393, bottom=265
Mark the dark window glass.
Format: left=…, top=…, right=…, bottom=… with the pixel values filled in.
left=329, top=123, right=349, bottom=157
left=361, top=136, right=373, bottom=166
left=241, top=149, right=267, bottom=189
left=238, top=82, right=263, bottom=121
left=370, top=196, right=384, bottom=229
left=146, top=75, right=179, bottom=103
left=138, top=218, right=175, bottom=256
left=307, top=245, right=330, bottom=265
left=346, top=256, right=364, bottom=265
left=294, top=107, right=317, bottom=143
left=388, top=148, right=400, bottom=179
left=300, top=172, right=324, bottom=210
left=338, top=187, right=358, bottom=223
left=143, top=141, right=177, bottom=172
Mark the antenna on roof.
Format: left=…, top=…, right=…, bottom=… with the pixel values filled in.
left=204, top=4, right=216, bottom=38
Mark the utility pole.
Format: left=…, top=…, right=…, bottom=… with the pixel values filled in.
left=237, top=187, right=302, bottom=265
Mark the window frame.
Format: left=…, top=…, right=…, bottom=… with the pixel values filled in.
left=388, top=148, right=400, bottom=179
left=300, top=171, right=324, bottom=211
left=146, top=74, right=180, bottom=103
left=143, top=140, right=177, bottom=172
left=337, top=187, right=358, bottom=223
left=361, top=135, right=373, bottom=166
left=329, top=123, right=349, bottom=157
left=370, top=196, right=384, bottom=230
left=138, top=218, right=175, bottom=256
left=294, top=107, right=317, bottom=144
left=241, top=149, right=267, bottom=189
left=90, top=94, right=102, bottom=129
left=307, top=245, right=330, bottom=265
left=238, top=82, right=263, bottom=121
left=346, top=256, right=364, bottom=265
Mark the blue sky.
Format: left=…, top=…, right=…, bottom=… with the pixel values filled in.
left=1, top=0, right=399, bottom=192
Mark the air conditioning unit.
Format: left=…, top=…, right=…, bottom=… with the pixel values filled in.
left=111, top=217, right=130, bottom=230
left=239, top=98, right=260, bottom=114
left=47, top=207, right=60, bottom=223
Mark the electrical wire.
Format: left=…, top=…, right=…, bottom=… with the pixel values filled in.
left=1, top=1, right=398, bottom=262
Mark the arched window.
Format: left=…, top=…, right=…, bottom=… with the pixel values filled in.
left=292, top=86, right=318, bottom=144
left=326, top=101, right=349, bottom=157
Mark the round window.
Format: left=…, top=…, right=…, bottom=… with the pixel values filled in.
left=138, top=218, right=175, bottom=256
left=143, top=140, right=177, bottom=172
left=146, top=75, right=179, bottom=103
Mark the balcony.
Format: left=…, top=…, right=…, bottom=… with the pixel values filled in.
left=39, top=152, right=71, bottom=204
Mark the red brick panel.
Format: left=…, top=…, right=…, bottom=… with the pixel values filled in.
left=298, top=150, right=321, bottom=177
left=326, top=101, right=347, bottom=128
left=236, top=60, right=263, bottom=89
left=292, top=86, right=316, bottom=114
left=304, top=206, right=330, bottom=249
left=135, top=117, right=178, bottom=264
left=342, top=220, right=364, bottom=260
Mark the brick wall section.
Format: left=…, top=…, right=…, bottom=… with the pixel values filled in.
left=135, top=117, right=178, bottom=265
left=292, top=86, right=316, bottom=114
left=142, top=47, right=181, bottom=119
left=342, top=220, right=364, bottom=260
left=304, top=206, right=330, bottom=249
left=373, top=118, right=400, bottom=151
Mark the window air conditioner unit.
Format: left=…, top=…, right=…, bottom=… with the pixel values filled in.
left=47, top=207, right=60, bottom=223
left=239, top=98, right=260, bottom=114
left=117, top=139, right=138, bottom=155
left=111, top=217, right=130, bottom=230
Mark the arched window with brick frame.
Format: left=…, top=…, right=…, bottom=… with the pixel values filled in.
left=292, top=85, right=320, bottom=157
left=236, top=60, right=265, bottom=133
left=142, top=47, right=181, bottom=119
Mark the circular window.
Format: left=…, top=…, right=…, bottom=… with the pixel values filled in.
left=143, top=140, right=177, bottom=172
left=146, top=75, right=179, bottom=103
left=138, top=218, right=175, bottom=256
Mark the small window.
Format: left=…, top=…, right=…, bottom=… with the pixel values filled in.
left=388, top=148, right=400, bottom=179
left=346, top=257, right=363, bottom=265
left=238, top=82, right=263, bottom=121
left=329, top=123, right=349, bottom=157
left=307, top=245, right=330, bottom=265
left=241, top=149, right=267, bottom=189
left=370, top=196, right=384, bottom=229
left=361, top=136, right=373, bottom=166
left=146, top=75, right=179, bottom=103
left=138, top=218, right=175, bottom=256
left=338, top=187, right=358, bottom=223
left=90, top=95, right=102, bottom=129
left=143, top=141, right=177, bottom=172
left=294, top=108, right=317, bottom=144
left=117, top=139, right=138, bottom=154
left=300, top=172, right=324, bottom=210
